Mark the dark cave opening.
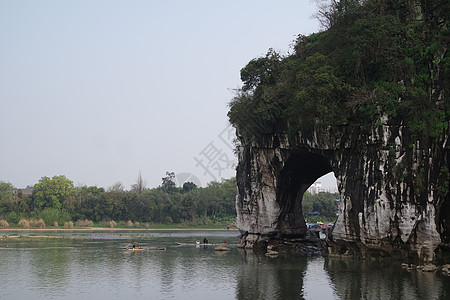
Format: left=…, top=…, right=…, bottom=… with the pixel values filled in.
left=276, top=151, right=333, bottom=237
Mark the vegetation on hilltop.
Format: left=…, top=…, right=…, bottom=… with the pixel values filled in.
left=228, top=0, right=449, bottom=143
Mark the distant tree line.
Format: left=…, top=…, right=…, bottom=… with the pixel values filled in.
left=0, top=173, right=237, bottom=227
left=302, top=191, right=339, bottom=218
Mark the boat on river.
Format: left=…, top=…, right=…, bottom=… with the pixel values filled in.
left=214, top=245, right=230, bottom=251
left=122, top=243, right=166, bottom=251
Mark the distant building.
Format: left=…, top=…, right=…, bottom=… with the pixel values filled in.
left=307, top=181, right=338, bottom=194
left=13, top=186, right=34, bottom=196
left=308, top=181, right=322, bottom=195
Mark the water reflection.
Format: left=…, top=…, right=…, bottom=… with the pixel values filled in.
left=302, top=257, right=338, bottom=299
left=325, top=257, right=450, bottom=300
left=1, top=232, right=449, bottom=300
left=235, top=248, right=310, bottom=299
left=30, top=244, right=70, bottom=296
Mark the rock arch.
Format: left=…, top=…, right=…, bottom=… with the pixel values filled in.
left=276, top=151, right=333, bottom=238
left=235, top=125, right=449, bottom=262
left=235, top=133, right=338, bottom=245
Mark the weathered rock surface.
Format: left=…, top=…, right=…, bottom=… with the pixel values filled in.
left=442, top=264, right=450, bottom=276
left=235, top=118, right=449, bottom=261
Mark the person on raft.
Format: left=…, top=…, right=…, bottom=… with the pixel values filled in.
left=132, top=241, right=139, bottom=249
left=203, top=237, right=208, bottom=244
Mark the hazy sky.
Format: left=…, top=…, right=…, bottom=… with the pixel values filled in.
left=0, top=0, right=336, bottom=189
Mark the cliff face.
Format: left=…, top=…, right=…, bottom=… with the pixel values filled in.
left=235, top=118, right=449, bottom=261
left=231, top=0, right=449, bottom=262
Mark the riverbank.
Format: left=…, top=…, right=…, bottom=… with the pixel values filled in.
left=0, top=227, right=239, bottom=242
left=0, top=226, right=238, bottom=232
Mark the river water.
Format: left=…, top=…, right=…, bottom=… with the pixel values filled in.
left=0, top=230, right=449, bottom=300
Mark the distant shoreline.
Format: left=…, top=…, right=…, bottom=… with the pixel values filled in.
left=0, top=227, right=237, bottom=232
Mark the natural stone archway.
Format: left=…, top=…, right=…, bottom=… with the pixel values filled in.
left=235, top=122, right=449, bottom=262
left=235, top=133, right=338, bottom=245
left=228, top=0, right=449, bottom=263
left=276, top=152, right=332, bottom=238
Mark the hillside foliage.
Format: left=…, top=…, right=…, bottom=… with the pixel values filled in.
left=228, top=0, right=449, bottom=143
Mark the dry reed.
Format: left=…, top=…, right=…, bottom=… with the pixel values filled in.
left=76, top=219, right=94, bottom=227
left=0, top=220, right=9, bottom=228
left=18, top=219, right=30, bottom=228
left=64, top=221, right=74, bottom=229
left=30, top=219, right=46, bottom=228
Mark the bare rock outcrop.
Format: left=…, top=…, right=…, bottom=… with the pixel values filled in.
left=235, top=117, right=449, bottom=261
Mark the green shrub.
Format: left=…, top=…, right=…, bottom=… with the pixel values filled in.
left=4, top=211, right=23, bottom=225
left=38, top=208, right=71, bottom=226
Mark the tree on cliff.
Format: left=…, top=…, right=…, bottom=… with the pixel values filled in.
left=228, top=0, right=449, bottom=144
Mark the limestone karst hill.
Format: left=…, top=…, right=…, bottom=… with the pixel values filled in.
left=228, top=0, right=449, bottom=261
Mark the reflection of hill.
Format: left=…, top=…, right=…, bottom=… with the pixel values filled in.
left=325, top=257, right=446, bottom=299
left=235, top=249, right=308, bottom=299
left=6, top=234, right=448, bottom=299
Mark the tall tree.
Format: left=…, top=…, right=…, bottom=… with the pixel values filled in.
left=32, top=175, right=74, bottom=210
left=108, top=182, right=125, bottom=192
left=0, top=182, right=15, bottom=215
left=182, top=181, right=197, bottom=193
left=161, top=171, right=177, bottom=194
left=131, top=171, right=147, bottom=194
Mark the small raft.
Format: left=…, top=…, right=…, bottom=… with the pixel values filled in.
left=214, top=245, right=230, bottom=251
